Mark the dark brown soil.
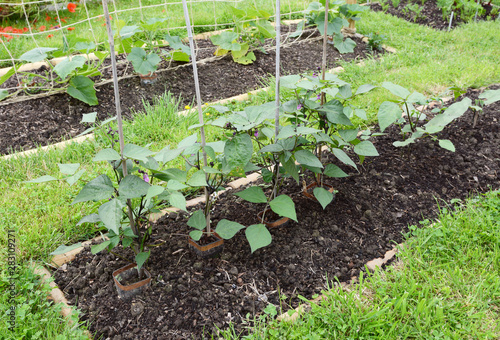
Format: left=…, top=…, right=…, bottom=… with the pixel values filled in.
left=0, top=30, right=373, bottom=156
left=53, top=85, right=500, bottom=340
left=370, top=0, right=498, bottom=30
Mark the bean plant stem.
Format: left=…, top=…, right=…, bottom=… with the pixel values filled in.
left=405, top=101, right=415, bottom=132
left=181, top=0, right=210, bottom=234
left=102, top=0, right=138, bottom=246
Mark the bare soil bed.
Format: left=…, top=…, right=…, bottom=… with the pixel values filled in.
left=53, top=86, right=500, bottom=339
left=0, top=29, right=374, bottom=156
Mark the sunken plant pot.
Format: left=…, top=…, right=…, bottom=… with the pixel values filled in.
left=188, top=233, right=224, bottom=258
left=303, top=182, right=335, bottom=201
left=139, top=72, right=158, bottom=85
left=257, top=208, right=290, bottom=229
left=112, top=263, right=151, bottom=301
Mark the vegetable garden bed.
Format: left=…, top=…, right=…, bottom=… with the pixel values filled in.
left=0, top=30, right=376, bottom=156
left=369, top=0, right=500, bottom=30
left=52, top=85, right=500, bottom=339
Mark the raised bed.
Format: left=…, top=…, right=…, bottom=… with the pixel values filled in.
left=0, top=27, right=383, bottom=156
left=49, top=85, right=500, bottom=339
left=369, top=0, right=499, bottom=30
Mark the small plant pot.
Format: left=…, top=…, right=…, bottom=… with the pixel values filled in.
left=112, top=263, right=151, bottom=301
left=139, top=72, right=158, bottom=85
left=257, top=209, right=290, bottom=229
left=188, top=233, right=224, bottom=258
left=303, top=182, right=335, bottom=201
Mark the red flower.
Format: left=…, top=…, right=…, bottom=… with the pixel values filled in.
left=67, top=3, right=77, bottom=13
left=47, top=34, right=54, bottom=38
left=67, top=27, right=75, bottom=31
left=23, top=27, right=28, bottom=32
left=39, top=25, right=46, bottom=31
left=45, top=16, right=51, bottom=22
left=4, top=26, right=12, bottom=32
left=61, top=18, right=67, bottom=23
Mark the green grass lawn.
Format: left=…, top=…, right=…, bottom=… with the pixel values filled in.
left=0, top=5, right=499, bottom=339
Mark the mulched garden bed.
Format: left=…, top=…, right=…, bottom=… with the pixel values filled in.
left=0, top=28, right=375, bottom=156
left=53, top=85, right=500, bottom=339
left=369, top=0, right=498, bottom=30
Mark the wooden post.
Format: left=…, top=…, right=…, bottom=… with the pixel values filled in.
left=346, top=0, right=357, bottom=31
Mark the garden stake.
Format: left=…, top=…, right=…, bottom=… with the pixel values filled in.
left=271, top=0, right=281, bottom=204
left=259, top=0, right=282, bottom=224
left=474, top=0, right=480, bottom=21
left=181, top=0, right=210, bottom=234
left=318, top=0, right=330, bottom=187
left=102, top=0, right=138, bottom=252
left=448, top=11, right=454, bottom=31
left=346, top=0, right=357, bottom=30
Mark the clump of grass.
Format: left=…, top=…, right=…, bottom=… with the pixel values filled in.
left=0, top=263, right=89, bottom=339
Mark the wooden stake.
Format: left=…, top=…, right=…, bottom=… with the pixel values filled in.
left=346, top=0, right=357, bottom=30
left=181, top=0, right=210, bottom=233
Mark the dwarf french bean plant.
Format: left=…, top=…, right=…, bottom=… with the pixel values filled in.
left=378, top=82, right=472, bottom=152
left=212, top=101, right=302, bottom=224
left=277, top=72, right=379, bottom=207
left=472, top=88, right=500, bottom=127
left=27, top=113, right=191, bottom=273
left=169, top=126, right=273, bottom=253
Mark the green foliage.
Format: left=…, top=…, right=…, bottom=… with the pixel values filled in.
left=437, top=0, right=486, bottom=22
left=210, top=5, right=275, bottom=64
left=1, top=16, right=190, bottom=104
left=116, top=18, right=190, bottom=75
left=205, top=72, right=379, bottom=250
left=215, top=219, right=246, bottom=239
left=269, top=195, right=297, bottom=222
left=378, top=82, right=472, bottom=151
left=479, top=88, right=500, bottom=105
left=67, top=75, right=98, bottom=106
left=0, top=264, right=89, bottom=339
left=391, top=0, right=401, bottom=8
left=19, top=47, right=58, bottom=63
left=26, top=113, right=190, bottom=272
left=279, top=71, right=379, bottom=184
left=245, top=224, right=272, bottom=253
left=293, top=0, right=367, bottom=54
left=401, top=3, right=425, bottom=22
left=313, top=186, right=334, bottom=209
left=235, top=186, right=268, bottom=203
left=3, top=38, right=106, bottom=105
left=366, top=32, right=387, bottom=52
left=126, top=47, right=161, bottom=75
